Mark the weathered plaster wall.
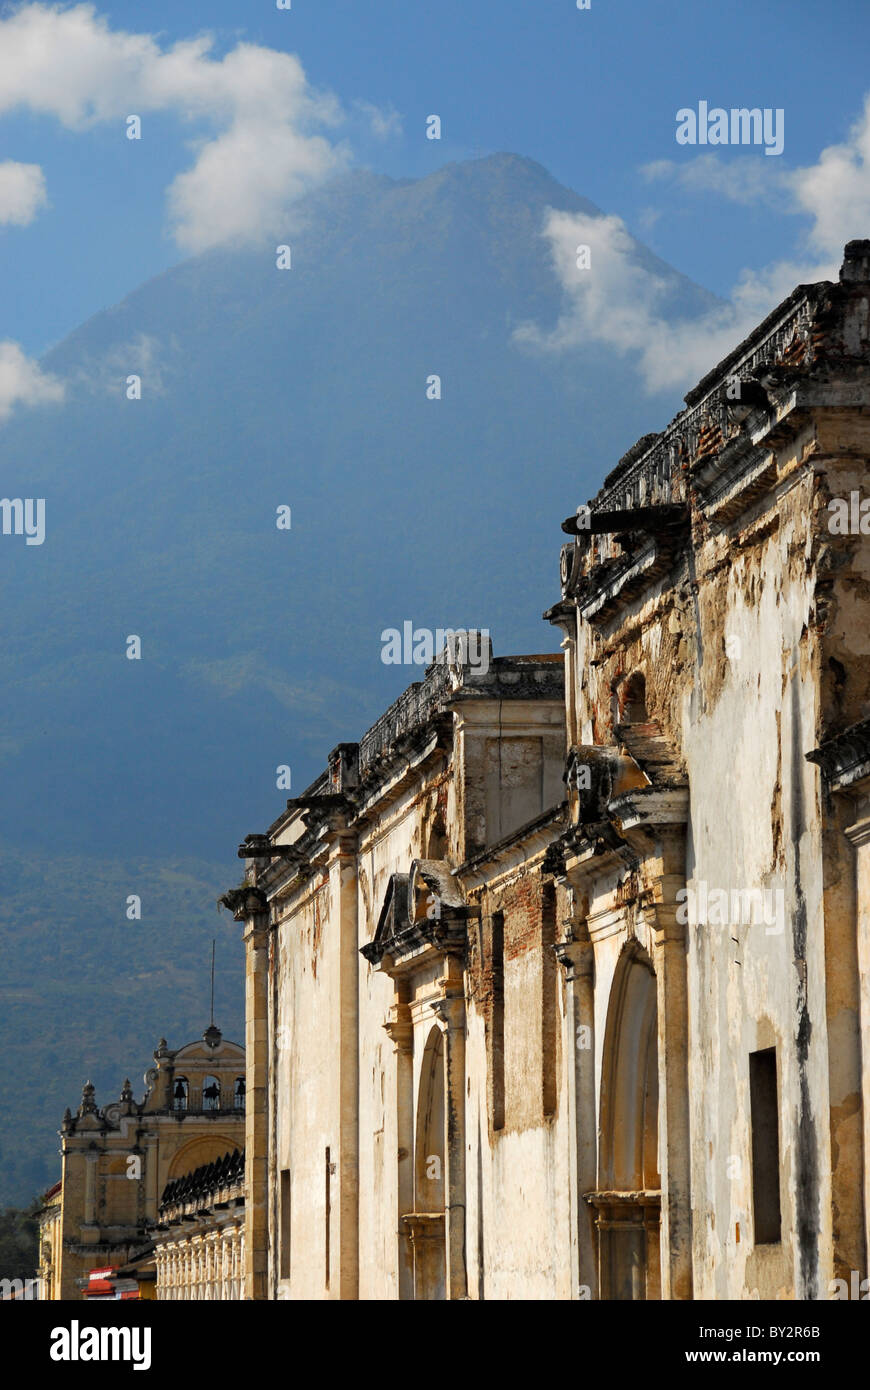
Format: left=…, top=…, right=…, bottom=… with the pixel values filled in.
left=682, top=463, right=827, bottom=1300
left=462, top=867, right=574, bottom=1299
left=273, top=873, right=339, bottom=1298
left=356, top=772, right=449, bottom=1300
left=268, top=672, right=568, bottom=1299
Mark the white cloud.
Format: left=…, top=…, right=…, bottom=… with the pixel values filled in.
left=641, top=154, right=786, bottom=207
left=792, top=94, right=870, bottom=257
left=514, top=209, right=835, bottom=394
left=353, top=99, right=403, bottom=140
left=0, top=3, right=351, bottom=250
left=521, top=97, right=870, bottom=393
left=636, top=205, right=663, bottom=233
left=643, top=97, right=870, bottom=252
left=0, top=341, right=64, bottom=421
left=0, top=160, right=48, bottom=225
left=64, top=332, right=172, bottom=397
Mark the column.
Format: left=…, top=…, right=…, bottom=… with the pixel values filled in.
left=432, top=982, right=468, bottom=1300
left=844, top=796, right=870, bottom=1281
left=332, top=832, right=360, bottom=1300
left=651, top=831, right=692, bottom=1301
left=143, top=1132, right=159, bottom=1224
left=384, top=986, right=414, bottom=1300
left=555, top=915, right=597, bottom=1298
left=83, top=1152, right=98, bottom=1225
left=244, top=895, right=271, bottom=1300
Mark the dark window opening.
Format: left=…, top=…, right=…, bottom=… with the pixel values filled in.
left=233, top=1076, right=246, bottom=1111
left=491, top=912, right=505, bottom=1131
left=542, top=885, right=557, bottom=1117
left=749, top=1047, right=781, bottom=1244
left=172, top=1077, right=189, bottom=1113
left=280, top=1169, right=291, bottom=1280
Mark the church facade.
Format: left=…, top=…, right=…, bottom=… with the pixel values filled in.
left=225, top=241, right=870, bottom=1300
left=39, top=1027, right=245, bottom=1299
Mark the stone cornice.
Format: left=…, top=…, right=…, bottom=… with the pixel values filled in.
left=558, top=835, right=637, bottom=890
left=217, top=885, right=268, bottom=922
left=455, top=804, right=566, bottom=887
left=553, top=249, right=870, bottom=623
left=609, top=786, right=690, bottom=831
left=561, top=528, right=686, bottom=625
left=844, top=816, right=870, bottom=848
left=593, top=282, right=827, bottom=518
left=806, top=717, right=870, bottom=791
left=361, top=918, right=467, bottom=973
left=235, top=652, right=567, bottom=916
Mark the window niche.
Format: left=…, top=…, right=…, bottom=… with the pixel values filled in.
left=490, top=912, right=505, bottom=1132
left=749, top=1047, right=781, bottom=1245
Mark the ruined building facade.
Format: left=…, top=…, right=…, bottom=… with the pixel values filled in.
left=226, top=242, right=870, bottom=1299
left=223, top=650, right=567, bottom=1299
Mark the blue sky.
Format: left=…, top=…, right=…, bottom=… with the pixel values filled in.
left=1, top=0, right=869, bottom=364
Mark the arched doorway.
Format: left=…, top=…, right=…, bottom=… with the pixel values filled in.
left=406, top=1026, right=446, bottom=1299
left=595, top=946, right=661, bottom=1299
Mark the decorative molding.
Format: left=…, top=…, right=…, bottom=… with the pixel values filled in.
left=806, top=717, right=870, bottom=791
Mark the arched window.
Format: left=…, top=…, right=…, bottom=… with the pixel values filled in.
left=202, top=1076, right=221, bottom=1112
left=233, top=1077, right=246, bottom=1111
left=172, top=1077, right=189, bottom=1113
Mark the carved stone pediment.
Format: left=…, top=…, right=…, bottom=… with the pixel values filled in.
left=363, top=872, right=410, bottom=966
left=361, top=861, right=469, bottom=973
